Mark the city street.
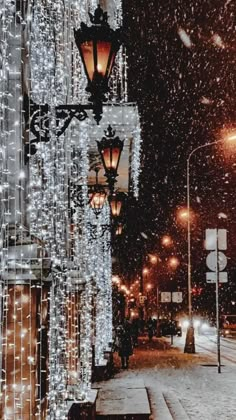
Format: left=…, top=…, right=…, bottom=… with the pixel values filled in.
left=1, top=1, right=235, bottom=418
left=194, top=334, right=236, bottom=365
left=98, top=334, right=236, bottom=420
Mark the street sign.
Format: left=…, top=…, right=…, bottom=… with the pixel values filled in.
left=161, top=292, right=171, bottom=303
left=160, top=292, right=183, bottom=303
left=206, top=272, right=228, bottom=283
left=206, top=251, right=227, bottom=272
left=172, top=292, right=183, bottom=303
left=139, top=295, right=147, bottom=305
left=205, top=228, right=228, bottom=283
left=205, top=228, right=227, bottom=373
left=205, top=229, right=227, bottom=250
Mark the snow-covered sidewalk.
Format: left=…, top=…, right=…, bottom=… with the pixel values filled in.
left=95, top=336, right=236, bottom=420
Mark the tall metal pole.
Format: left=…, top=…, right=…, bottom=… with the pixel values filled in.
left=156, top=286, right=159, bottom=321
left=215, top=232, right=221, bottom=373
left=184, top=140, right=223, bottom=353
left=184, top=153, right=195, bottom=353
left=184, top=137, right=234, bottom=353
left=187, top=157, right=192, bottom=323
left=139, top=268, right=144, bottom=322
left=140, top=270, right=143, bottom=294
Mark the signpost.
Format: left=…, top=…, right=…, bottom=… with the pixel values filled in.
left=160, top=291, right=183, bottom=345
left=205, top=228, right=228, bottom=374
left=160, top=292, right=171, bottom=303
left=139, top=295, right=147, bottom=305
left=160, top=291, right=183, bottom=303
left=172, top=292, right=183, bottom=303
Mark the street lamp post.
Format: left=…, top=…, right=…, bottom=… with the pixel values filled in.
left=184, top=137, right=233, bottom=353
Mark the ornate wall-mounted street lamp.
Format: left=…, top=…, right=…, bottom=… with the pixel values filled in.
left=74, top=4, right=122, bottom=121
left=89, top=168, right=107, bottom=217
left=25, top=6, right=123, bottom=160
left=115, top=223, right=123, bottom=236
left=97, top=125, right=124, bottom=194
left=109, top=192, right=126, bottom=217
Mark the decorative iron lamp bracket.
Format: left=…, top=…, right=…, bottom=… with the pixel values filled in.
left=87, top=222, right=110, bottom=240
left=24, top=96, right=102, bottom=163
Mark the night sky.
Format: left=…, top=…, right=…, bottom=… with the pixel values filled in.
left=115, top=0, right=236, bottom=314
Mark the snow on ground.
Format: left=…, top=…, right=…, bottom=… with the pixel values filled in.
left=111, top=336, right=236, bottom=420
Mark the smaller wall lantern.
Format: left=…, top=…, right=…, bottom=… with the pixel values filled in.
left=97, top=125, right=124, bottom=193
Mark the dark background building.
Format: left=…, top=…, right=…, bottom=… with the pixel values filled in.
left=116, top=0, right=236, bottom=316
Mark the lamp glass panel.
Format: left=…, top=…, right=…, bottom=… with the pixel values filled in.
left=102, top=147, right=120, bottom=171
left=101, top=147, right=111, bottom=169
left=111, top=147, right=121, bottom=170
left=107, top=51, right=116, bottom=77
left=111, top=199, right=122, bottom=217
left=116, top=225, right=123, bottom=235
left=80, top=41, right=94, bottom=81
left=96, top=41, right=112, bottom=76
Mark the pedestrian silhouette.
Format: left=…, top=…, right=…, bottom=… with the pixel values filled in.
left=116, top=320, right=133, bottom=369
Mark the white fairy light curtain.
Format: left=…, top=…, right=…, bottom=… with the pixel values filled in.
left=0, top=2, right=48, bottom=419
left=131, top=111, right=142, bottom=198
left=88, top=204, right=112, bottom=366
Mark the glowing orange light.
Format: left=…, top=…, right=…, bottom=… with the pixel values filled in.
left=227, top=133, right=236, bottom=142
left=149, top=254, right=158, bottom=264
left=178, top=208, right=189, bottom=220
left=142, top=267, right=149, bottom=276
left=219, top=127, right=236, bottom=161
left=161, top=235, right=172, bottom=247
left=168, top=256, right=180, bottom=269
left=176, top=207, right=195, bottom=226
left=112, top=275, right=120, bottom=285
left=115, top=223, right=123, bottom=235
left=220, top=126, right=236, bottom=143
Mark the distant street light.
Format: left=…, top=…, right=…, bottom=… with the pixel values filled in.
left=176, top=207, right=195, bottom=228
left=227, top=133, right=236, bottom=141
left=149, top=254, right=158, bottom=265
left=112, top=275, right=121, bottom=287
left=184, top=132, right=236, bottom=354
left=161, top=235, right=172, bottom=247
left=168, top=256, right=179, bottom=270
left=177, top=208, right=189, bottom=221
left=142, top=267, right=149, bottom=276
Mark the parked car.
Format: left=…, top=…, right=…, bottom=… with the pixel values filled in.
left=220, top=314, right=236, bottom=337
left=158, top=320, right=182, bottom=337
